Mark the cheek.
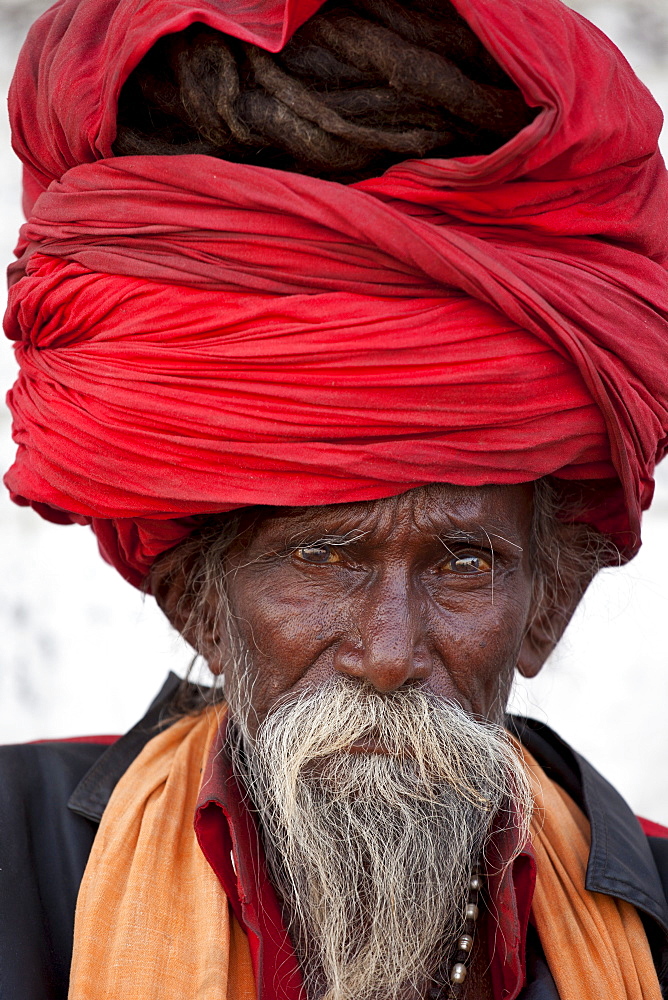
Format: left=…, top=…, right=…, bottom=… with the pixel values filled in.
left=225, top=571, right=348, bottom=714
left=432, top=583, right=533, bottom=710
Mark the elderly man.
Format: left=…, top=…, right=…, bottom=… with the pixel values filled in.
left=2, top=0, right=668, bottom=997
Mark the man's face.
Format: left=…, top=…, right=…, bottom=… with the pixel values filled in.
left=194, top=483, right=537, bottom=1000
left=219, top=482, right=535, bottom=732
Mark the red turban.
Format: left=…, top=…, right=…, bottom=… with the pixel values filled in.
left=4, top=0, right=668, bottom=587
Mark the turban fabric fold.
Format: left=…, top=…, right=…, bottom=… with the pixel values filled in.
left=4, top=0, right=668, bottom=586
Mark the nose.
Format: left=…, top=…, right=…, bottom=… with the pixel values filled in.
left=333, top=571, right=431, bottom=693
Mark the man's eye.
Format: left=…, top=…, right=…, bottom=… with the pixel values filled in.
left=294, top=545, right=341, bottom=565
left=442, top=554, right=492, bottom=575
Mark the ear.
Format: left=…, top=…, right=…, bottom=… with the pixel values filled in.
left=517, top=612, right=562, bottom=678
left=517, top=559, right=592, bottom=680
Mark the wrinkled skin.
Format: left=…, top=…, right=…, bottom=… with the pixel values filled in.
left=156, top=482, right=564, bottom=1000
left=205, top=483, right=540, bottom=735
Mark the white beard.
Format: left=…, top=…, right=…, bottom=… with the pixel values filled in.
left=229, top=676, right=532, bottom=1000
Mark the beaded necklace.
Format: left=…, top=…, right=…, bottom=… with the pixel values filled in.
left=426, top=870, right=484, bottom=999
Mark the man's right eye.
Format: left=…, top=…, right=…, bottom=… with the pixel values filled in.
left=293, top=545, right=341, bottom=565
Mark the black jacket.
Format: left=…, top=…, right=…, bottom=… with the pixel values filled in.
left=1, top=673, right=668, bottom=1000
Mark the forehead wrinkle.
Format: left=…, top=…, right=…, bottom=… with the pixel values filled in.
left=288, top=490, right=472, bottom=546
left=248, top=484, right=532, bottom=551
left=248, top=499, right=393, bottom=550
left=274, top=493, right=409, bottom=535
left=418, top=501, right=532, bottom=559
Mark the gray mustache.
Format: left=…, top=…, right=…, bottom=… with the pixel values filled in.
left=229, top=676, right=533, bottom=1000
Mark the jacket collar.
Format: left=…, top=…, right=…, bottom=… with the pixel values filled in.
left=67, top=671, right=182, bottom=822
left=511, top=715, right=668, bottom=935
left=69, top=673, right=668, bottom=937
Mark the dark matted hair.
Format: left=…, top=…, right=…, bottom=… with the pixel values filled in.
left=114, top=0, right=536, bottom=182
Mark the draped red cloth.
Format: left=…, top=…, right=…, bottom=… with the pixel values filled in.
left=4, top=0, right=668, bottom=586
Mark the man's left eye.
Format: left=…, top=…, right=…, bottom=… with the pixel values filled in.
left=294, top=545, right=341, bottom=565
left=443, top=554, right=492, bottom=574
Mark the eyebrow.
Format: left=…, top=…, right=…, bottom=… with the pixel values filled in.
left=437, top=527, right=524, bottom=553
left=285, top=530, right=368, bottom=549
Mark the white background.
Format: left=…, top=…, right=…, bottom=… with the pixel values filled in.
left=1, top=0, right=668, bottom=820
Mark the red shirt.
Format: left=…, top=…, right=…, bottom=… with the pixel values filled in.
left=194, top=720, right=537, bottom=1000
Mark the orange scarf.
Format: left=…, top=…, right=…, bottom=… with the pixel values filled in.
left=68, top=711, right=662, bottom=1000
left=69, top=709, right=255, bottom=1000
left=520, top=746, right=662, bottom=1000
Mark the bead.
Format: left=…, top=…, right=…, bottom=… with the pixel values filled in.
left=450, top=963, right=468, bottom=985
left=470, top=875, right=482, bottom=891
left=465, top=903, right=479, bottom=921
left=457, top=934, right=474, bottom=953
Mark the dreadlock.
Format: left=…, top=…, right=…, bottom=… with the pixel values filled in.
left=114, top=0, right=537, bottom=182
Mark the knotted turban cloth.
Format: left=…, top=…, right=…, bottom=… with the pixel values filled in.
left=4, top=0, right=668, bottom=586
